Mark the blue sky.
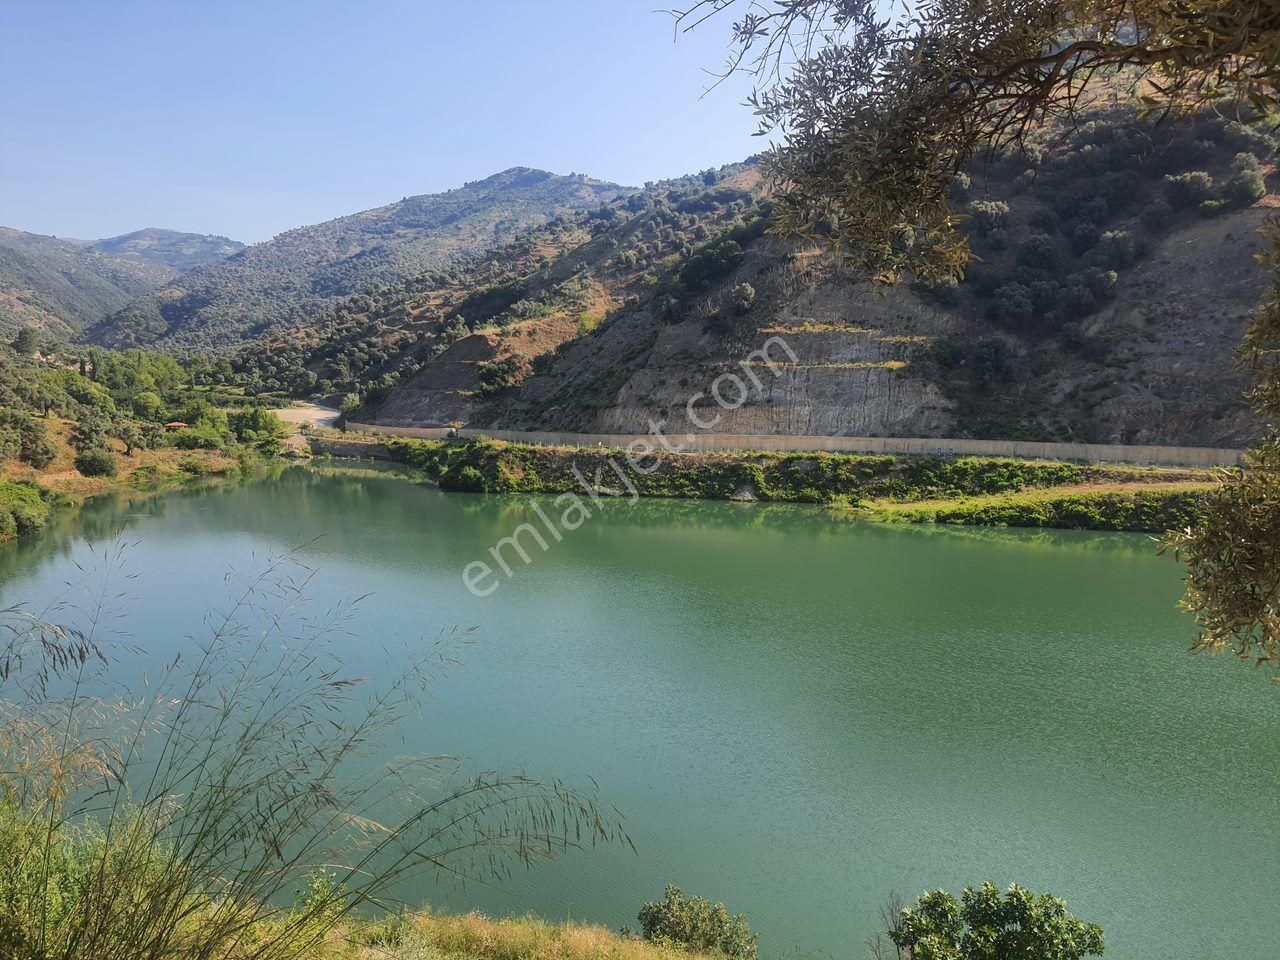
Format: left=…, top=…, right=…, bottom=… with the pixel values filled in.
left=0, top=0, right=764, bottom=243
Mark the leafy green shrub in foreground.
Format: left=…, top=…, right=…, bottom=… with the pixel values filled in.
left=892, top=882, right=1104, bottom=960
left=635, top=886, right=757, bottom=960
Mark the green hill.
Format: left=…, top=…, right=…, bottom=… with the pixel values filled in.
left=86, top=168, right=635, bottom=357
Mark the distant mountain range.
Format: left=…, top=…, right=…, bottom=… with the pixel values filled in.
left=84, top=228, right=245, bottom=277
left=0, top=226, right=242, bottom=338
left=85, top=168, right=635, bottom=356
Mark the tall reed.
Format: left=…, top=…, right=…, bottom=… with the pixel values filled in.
left=0, top=542, right=625, bottom=960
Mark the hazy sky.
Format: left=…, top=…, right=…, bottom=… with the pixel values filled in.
left=1, top=0, right=764, bottom=243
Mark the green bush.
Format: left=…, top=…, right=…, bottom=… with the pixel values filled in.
left=23, top=436, right=57, bottom=469
left=442, top=464, right=487, bottom=492
left=228, top=406, right=287, bottom=443
left=969, top=199, right=1009, bottom=233
left=168, top=427, right=223, bottom=450
left=891, top=883, right=1104, bottom=960
left=0, top=480, right=51, bottom=542
left=1164, top=170, right=1214, bottom=208
left=635, top=886, right=757, bottom=960
left=1224, top=168, right=1267, bottom=206
left=1067, top=219, right=1100, bottom=254
left=1016, top=233, right=1059, bottom=269
left=1092, top=230, right=1138, bottom=269
left=74, top=448, right=118, bottom=478
left=1140, top=197, right=1173, bottom=231
left=994, top=283, right=1034, bottom=325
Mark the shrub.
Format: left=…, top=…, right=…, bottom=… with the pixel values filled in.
left=635, top=886, right=758, bottom=960
left=1224, top=168, right=1267, bottom=206
left=132, top=390, right=164, bottom=420
left=22, top=436, right=57, bottom=469
left=968, top=199, right=1009, bottom=233
left=915, top=276, right=962, bottom=307
left=1093, top=230, right=1138, bottom=269
left=1016, top=233, right=1059, bottom=270
left=680, top=237, right=744, bottom=292
left=1062, top=283, right=1096, bottom=318
left=1067, top=219, right=1100, bottom=254
left=168, top=427, right=222, bottom=450
left=994, top=283, right=1034, bottom=325
left=71, top=409, right=112, bottom=454
left=228, top=407, right=287, bottom=443
left=1164, top=170, right=1214, bottom=208
left=1233, top=151, right=1262, bottom=172
left=74, top=448, right=118, bottom=478
left=1028, top=206, right=1060, bottom=233
left=730, top=282, right=756, bottom=314
left=442, top=464, right=486, bottom=492
left=890, top=882, right=1104, bottom=960
left=1141, top=197, right=1173, bottom=231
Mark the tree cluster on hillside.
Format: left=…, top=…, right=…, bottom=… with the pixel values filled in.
left=230, top=164, right=761, bottom=408
left=0, top=342, right=285, bottom=483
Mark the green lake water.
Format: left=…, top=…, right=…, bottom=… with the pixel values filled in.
left=1, top=465, right=1276, bottom=959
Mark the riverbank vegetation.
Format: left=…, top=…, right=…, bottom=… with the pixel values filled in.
left=0, top=337, right=292, bottom=542
left=322, top=434, right=1215, bottom=533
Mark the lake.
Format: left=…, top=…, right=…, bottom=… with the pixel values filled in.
left=1, top=464, right=1276, bottom=960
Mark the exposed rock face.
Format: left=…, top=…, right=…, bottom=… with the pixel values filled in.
left=1062, top=205, right=1268, bottom=446
left=591, top=322, right=954, bottom=437
left=373, top=332, right=496, bottom=426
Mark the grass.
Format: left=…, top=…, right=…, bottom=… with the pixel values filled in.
left=330, top=910, right=716, bottom=960
left=858, top=483, right=1213, bottom=532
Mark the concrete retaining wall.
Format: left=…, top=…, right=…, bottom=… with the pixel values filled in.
left=344, top=422, right=1243, bottom=468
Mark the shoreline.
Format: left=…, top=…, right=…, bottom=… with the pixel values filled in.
left=308, top=433, right=1218, bottom=534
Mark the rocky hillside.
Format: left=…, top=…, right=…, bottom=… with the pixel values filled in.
left=86, top=228, right=244, bottom=276
left=232, top=165, right=761, bottom=418
left=234, top=105, right=1276, bottom=447
left=87, top=168, right=634, bottom=357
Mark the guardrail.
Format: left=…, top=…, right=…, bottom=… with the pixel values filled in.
left=343, top=422, right=1243, bottom=468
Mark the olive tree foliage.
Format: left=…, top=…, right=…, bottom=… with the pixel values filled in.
left=677, top=0, right=1280, bottom=668
left=672, top=0, right=1280, bottom=281
left=1163, top=226, right=1280, bottom=668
